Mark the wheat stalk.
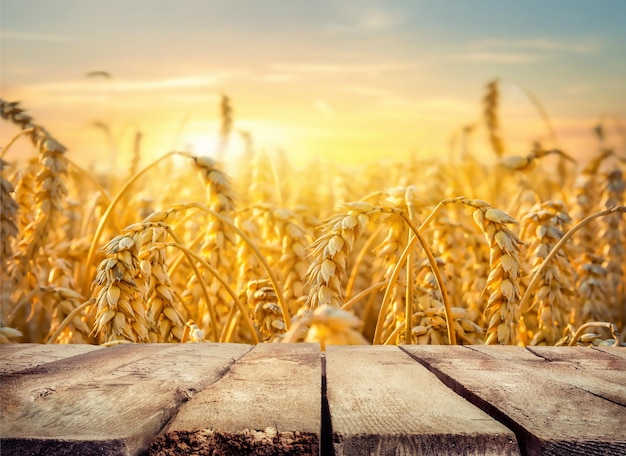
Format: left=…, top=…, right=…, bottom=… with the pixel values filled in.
left=0, top=159, right=18, bottom=278
left=463, top=199, right=523, bottom=344
left=81, top=151, right=190, bottom=295
left=139, top=224, right=185, bottom=342
left=598, top=169, right=625, bottom=324
left=520, top=206, right=626, bottom=318
left=483, top=79, right=505, bottom=158
left=306, top=202, right=377, bottom=309
left=91, top=232, right=150, bottom=343
left=520, top=200, right=575, bottom=345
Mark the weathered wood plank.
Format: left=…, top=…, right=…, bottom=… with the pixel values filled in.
left=469, top=345, right=626, bottom=407
left=468, top=344, right=544, bottom=362
left=595, top=346, right=626, bottom=360
left=0, top=343, right=103, bottom=374
left=150, top=343, right=321, bottom=456
left=402, top=345, right=626, bottom=456
left=0, top=343, right=251, bottom=456
left=528, top=345, right=626, bottom=387
left=325, top=345, right=520, bottom=456
left=0, top=343, right=39, bottom=356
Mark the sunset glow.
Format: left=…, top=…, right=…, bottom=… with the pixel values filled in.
left=2, top=0, right=625, bottom=169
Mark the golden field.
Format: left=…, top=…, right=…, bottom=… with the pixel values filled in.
left=1, top=81, right=624, bottom=348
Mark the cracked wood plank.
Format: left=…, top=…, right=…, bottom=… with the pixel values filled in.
left=325, top=345, right=520, bottom=456
left=0, top=344, right=104, bottom=374
left=595, top=346, right=626, bottom=360
left=0, top=343, right=251, bottom=456
left=527, top=345, right=626, bottom=387
left=402, top=345, right=626, bottom=456
left=149, top=343, right=321, bottom=456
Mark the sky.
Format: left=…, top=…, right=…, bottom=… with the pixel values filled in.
left=1, top=0, right=625, bottom=170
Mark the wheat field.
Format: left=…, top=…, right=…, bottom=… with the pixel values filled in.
left=1, top=81, right=624, bottom=348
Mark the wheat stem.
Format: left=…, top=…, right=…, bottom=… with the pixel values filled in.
left=395, top=209, right=456, bottom=345
left=159, top=236, right=260, bottom=344
left=173, top=202, right=291, bottom=329
left=159, top=231, right=218, bottom=342
left=342, top=281, right=387, bottom=311
left=567, top=322, right=619, bottom=346
left=520, top=206, right=626, bottom=314
left=47, top=299, right=93, bottom=344
left=5, top=287, right=43, bottom=326
left=344, top=225, right=384, bottom=299
left=383, top=324, right=403, bottom=345
left=82, top=151, right=185, bottom=295
left=0, top=128, right=35, bottom=159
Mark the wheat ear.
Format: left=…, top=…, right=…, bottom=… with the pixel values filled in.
left=483, top=79, right=504, bottom=158
left=520, top=206, right=626, bottom=315
left=463, top=199, right=523, bottom=344
left=82, top=151, right=189, bottom=295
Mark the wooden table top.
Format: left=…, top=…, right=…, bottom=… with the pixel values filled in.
left=1, top=343, right=624, bottom=455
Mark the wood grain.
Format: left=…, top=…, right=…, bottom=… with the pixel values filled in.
left=0, top=343, right=103, bottom=374
left=325, top=345, right=520, bottom=456
left=150, top=343, right=321, bottom=456
left=2, top=344, right=623, bottom=455
left=528, top=345, right=626, bottom=387
left=402, top=345, right=626, bottom=456
left=0, top=343, right=251, bottom=456
left=595, top=346, right=626, bottom=360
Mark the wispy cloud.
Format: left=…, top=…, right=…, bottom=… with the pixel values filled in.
left=342, top=85, right=393, bottom=98
left=0, top=31, right=72, bottom=42
left=269, top=62, right=415, bottom=75
left=373, top=95, right=475, bottom=116
left=325, top=4, right=405, bottom=34
left=453, top=37, right=599, bottom=64
left=314, top=100, right=334, bottom=116
left=261, top=74, right=295, bottom=83
left=468, top=38, right=599, bottom=54
left=452, top=52, right=539, bottom=63
left=351, top=8, right=403, bottom=31
left=29, top=74, right=238, bottom=93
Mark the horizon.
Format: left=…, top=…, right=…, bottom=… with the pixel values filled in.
left=2, top=0, right=625, bottom=171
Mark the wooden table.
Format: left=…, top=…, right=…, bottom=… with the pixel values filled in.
left=1, top=344, right=624, bottom=455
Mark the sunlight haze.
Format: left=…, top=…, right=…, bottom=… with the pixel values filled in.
left=2, top=0, right=625, bottom=170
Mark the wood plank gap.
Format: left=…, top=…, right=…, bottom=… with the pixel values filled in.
left=319, top=352, right=335, bottom=456
left=399, top=346, right=531, bottom=456
left=146, top=344, right=256, bottom=448
left=327, top=346, right=519, bottom=455
left=149, top=343, right=321, bottom=455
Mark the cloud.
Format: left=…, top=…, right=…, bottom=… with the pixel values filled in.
left=453, top=37, right=599, bottom=64
left=28, top=74, right=237, bottom=94
left=342, top=85, right=393, bottom=98
left=468, top=38, right=598, bottom=54
left=374, top=95, right=475, bottom=116
left=352, top=9, right=403, bottom=31
left=411, top=96, right=475, bottom=114
left=314, top=100, right=334, bottom=116
left=325, top=4, right=405, bottom=34
left=0, top=31, right=72, bottom=42
left=452, top=52, right=539, bottom=63
left=261, top=74, right=295, bottom=83
left=269, top=62, right=416, bottom=75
